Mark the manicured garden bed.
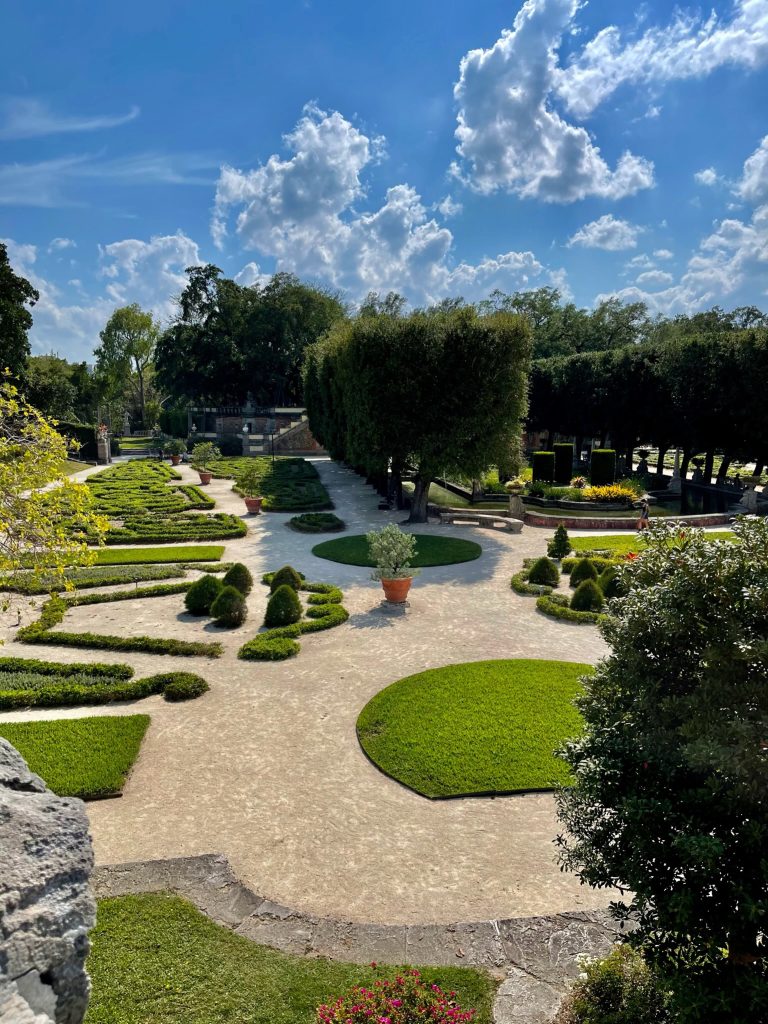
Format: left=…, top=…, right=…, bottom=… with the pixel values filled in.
left=212, top=456, right=333, bottom=511
left=1, top=563, right=188, bottom=594
left=357, top=659, right=590, bottom=797
left=85, top=893, right=495, bottom=1024
left=0, top=714, right=150, bottom=798
left=93, top=545, right=225, bottom=565
left=312, top=533, right=482, bottom=567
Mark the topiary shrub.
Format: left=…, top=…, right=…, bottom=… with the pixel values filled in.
left=554, top=946, right=673, bottom=1024
left=288, top=512, right=346, bottom=533
left=570, top=557, right=599, bottom=588
left=269, top=565, right=303, bottom=593
left=598, top=565, right=624, bottom=599
left=532, top=450, right=555, bottom=483
left=590, top=448, right=616, bottom=486
left=528, top=556, right=560, bottom=586
left=570, top=578, right=604, bottom=612
left=184, top=574, right=223, bottom=615
left=163, top=673, right=210, bottom=702
left=222, top=562, right=253, bottom=595
left=548, top=524, right=572, bottom=559
left=210, top=585, right=248, bottom=627
left=264, top=584, right=302, bottom=627
left=554, top=443, right=573, bottom=485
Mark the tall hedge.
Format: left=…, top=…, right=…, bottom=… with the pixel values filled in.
left=532, top=451, right=555, bottom=483
left=590, top=449, right=616, bottom=486
left=56, top=421, right=96, bottom=461
left=554, top=443, right=574, bottom=484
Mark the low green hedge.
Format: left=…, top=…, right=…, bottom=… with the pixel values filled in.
left=238, top=576, right=348, bottom=661
left=510, top=568, right=554, bottom=597
left=535, top=592, right=606, bottom=625
left=0, top=563, right=186, bottom=594
left=17, top=584, right=222, bottom=658
left=561, top=556, right=619, bottom=574
left=288, top=512, right=346, bottom=533
left=103, top=513, right=247, bottom=545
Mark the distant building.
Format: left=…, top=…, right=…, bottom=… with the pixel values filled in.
left=187, top=404, right=325, bottom=456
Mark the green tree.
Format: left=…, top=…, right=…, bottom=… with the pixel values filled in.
left=556, top=519, right=768, bottom=1023
left=22, top=355, right=77, bottom=420
left=0, top=242, right=38, bottom=377
left=94, top=304, right=160, bottom=427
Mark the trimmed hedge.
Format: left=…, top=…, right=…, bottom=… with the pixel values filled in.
left=536, top=592, right=605, bottom=625
left=554, top=443, right=573, bottom=485
left=269, top=565, right=304, bottom=593
left=210, top=585, right=248, bottom=628
left=264, top=584, right=303, bottom=627
left=598, top=565, right=624, bottom=599
left=212, top=456, right=333, bottom=511
left=511, top=569, right=554, bottom=597
left=238, top=577, right=348, bottom=661
left=1, top=563, right=186, bottom=595
left=570, top=557, right=599, bottom=588
left=571, top=578, right=605, bottom=612
left=222, top=563, right=253, bottom=596
left=288, top=512, right=345, bottom=533
left=561, top=556, right=619, bottom=575
left=162, top=673, right=210, bottom=701
left=56, top=421, right=96, bottom=461
left=185, top=575, right=223, bottom=615
left=532, top=451, right=555, bottom=483
left=589, top=448, right=616, bottom=486
left=528, top=557, right=560, bottom=586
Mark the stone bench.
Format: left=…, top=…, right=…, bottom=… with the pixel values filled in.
left=440, top=511, right=523, bottom=533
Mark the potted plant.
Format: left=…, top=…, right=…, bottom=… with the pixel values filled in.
left=366, top=523, right=420, bottom=603
left=237, top=461, right=264, bottom=514
left=504, top=477, right=525, bottom=494
left=190, top=441, right=221, bottom=485
left=164, top=438, right=187, bottom=466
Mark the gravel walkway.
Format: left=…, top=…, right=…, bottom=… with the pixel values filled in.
left=0, top=459, right=611, bottom=926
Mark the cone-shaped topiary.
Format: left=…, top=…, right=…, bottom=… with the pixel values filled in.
left=570, top=557, right=599, bottom=588
left=184, top=574, right=223, bottom=615
left=598, top=565, right=624, bottom=600
left=571, top=578, right=604, bottom=612
left=264, top=583, right=302, bottom=627
left=210, top=585, right=248, bottom=627
left=269, top=565, right=303, bottom=593
left=528, top=556, right=560, bottom=586
left=547, top=524, right=572, bottom=559
left=223, top=562, right=253, bottom=596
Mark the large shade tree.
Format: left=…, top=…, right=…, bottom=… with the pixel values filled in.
left=0, top=242, right=38, bottom=378
left=94, top=304, right=160, bottom=428
left=305, top=307, right=532, bottom=522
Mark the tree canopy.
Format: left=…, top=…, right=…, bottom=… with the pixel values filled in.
left=304, top=306, right=532, bottom=522
left=94, top=304, right=161, bottom=429
left=0, top=242, right=38, bottom=377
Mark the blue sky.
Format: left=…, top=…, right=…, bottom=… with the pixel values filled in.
left=2, top=0, right=768, bottom=360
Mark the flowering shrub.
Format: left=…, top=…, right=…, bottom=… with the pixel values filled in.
left=317, top=969, right=476, bottom=1023
left=366, top=524, right=421, bottom=581
left=570, top=476, right=587, bottom=488
left=581, top=485, right=637, bottom=503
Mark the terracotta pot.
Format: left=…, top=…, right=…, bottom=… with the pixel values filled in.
left=170, top=455, right=181, bottom=466
left=381, top=577, right=413, bottom=603
left=244, top=496, right=263, bottom=514
left=198, top=470, right=212, bottom=485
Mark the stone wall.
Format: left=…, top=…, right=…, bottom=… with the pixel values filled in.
left=0, top=740, right=95, bottom=1024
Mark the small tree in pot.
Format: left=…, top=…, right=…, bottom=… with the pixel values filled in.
left=190, top=441, right=221, bottom=484
left=164, top=437, right=187, bottom=466
left=237, top=461, right=264, bottom=514
left=366, top=523, right=420, bottom=603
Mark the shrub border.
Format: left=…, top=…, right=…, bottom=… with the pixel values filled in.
left=535, top=592, right=606, bottom=625
left=237, top=574, right=348, bottom=660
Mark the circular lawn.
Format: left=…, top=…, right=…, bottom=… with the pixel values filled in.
left=356, top=659, right=590, bottom=798
left=312, top=533, right=482, bottom=567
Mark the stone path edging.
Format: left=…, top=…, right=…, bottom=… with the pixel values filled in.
left=92, top=853, right=621, bottom=1024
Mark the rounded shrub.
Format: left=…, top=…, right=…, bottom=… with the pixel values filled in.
left=598, top=565, right=624, bottom=599
left=554, top=945, right=672, bottom=1024
left=264, top=584, right=303, bottom=627
left=239, top=636, right=300, bottom=661
left=222, top=562, right=253, bottom=596
left=571, top=578, right=605, bottom=612
left=162, top=673, right=210, bottom=702
left=528, top=556, right=560, bottom=586
left=288, top=512, right=345, bottom=533
left=210, top=585, right=248, bottom=628
left=570, top=557, right=599, bottom=588
left=269, top=565, right=303, bottom=593
left=184, top=574, right=223, bottom=615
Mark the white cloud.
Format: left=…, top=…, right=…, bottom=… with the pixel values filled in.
left=568, top=214, right=641, bottom=250
left=694, top=167, right=720, bottom=187
left=212, top=104, right=564, bottom=304
left=453, top=0, right=654, bottom=202
left=653, top=249, right=673, bottom=260
left=557, top=0, right=768, bottom=118
left=436, top=195, right=463, bottom=218
left=636, top=269, right=674, bottom=287
left=0, top=97, right=140, bottom=140
left=736, top=135, right=768, bottom=204
left=625, top=254, right=655, bottom=270
left=100, top=231, right=202, bottom=316
left=48, top=237, right=76, bottom=253
left=234, top=261, right=269, bottom=287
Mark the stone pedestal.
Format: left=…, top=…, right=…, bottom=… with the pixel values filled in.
left=508, top=494, right=525, bottom=519
left=96, top=436, right=111, bottom=465
left=666, top=448, right=682, bottom=496
left=740, top=486, right=760, bottom=512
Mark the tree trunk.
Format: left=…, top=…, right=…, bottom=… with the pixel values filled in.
left=574, top=436, right=584, bottom=467
left=471, top=478, right=483, bottom=503
left=625, top=446, right=634, bottom=474
left=390, top=460, right=404, bottom=510
left=753, top=460, right=764, bottom=478
left=680, top=450, right=692, bottom=482
left=716, top=453, right=733, bottom=485
left=656, top=446, right=667, bottom=478
left=407, top=475, right=431, bottom=523
left=703, top=449, right=715, bottom=485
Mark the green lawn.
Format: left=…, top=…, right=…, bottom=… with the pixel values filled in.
left=93, top=545, right=225, bottom=565
left=357, top=659, right=590, bottom=797
left=85, top=894, right=496, bottom=1024
left=0, top=715, right=149, bottom=799
left=312, top=533, right=482, bottom=567
left=569, top=530, right=735, bottom=556
left=402, top=480, right=470, bottom=508
left=61, top=459, right=92, bottom=475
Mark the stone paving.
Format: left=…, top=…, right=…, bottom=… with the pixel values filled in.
left=0, top=458, right=611, bottom=928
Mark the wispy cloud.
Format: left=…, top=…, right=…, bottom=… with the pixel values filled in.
left=0, top=97, right=140, bottom=140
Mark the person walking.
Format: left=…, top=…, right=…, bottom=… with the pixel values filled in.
left=637, top=497, right=650, bottom=530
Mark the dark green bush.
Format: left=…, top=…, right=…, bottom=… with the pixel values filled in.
left=536, top=592, right=604, bottom=624
left=210, top=585, right=248, bottom=628
left=571, top=579, right=605, bottom=612
left=264, top=584, right=302, bottom=627
left=598, top=566, right=624, bottom=599
left=528, top=557, right=560, bottom=586
left=222, top=562, right=253, bottom=596
left=554, top=443, right=573, bottom=485
left=184, top=575, right=223, bottom=615
left=162, top=673, right=210, bottom=702
left=590, top=449, right=617, bottom=486
left=269, top=565, right=303, bottom=593
left=570, top=557, right=599, bottom=587
left=555, top=946, right=672, bottom=1024
left=532, top=451, right=555, bottom=483
left=238, top=636, right=301, bottom=661
left=547, top=524, right=572, bottom=559
left=288, top=512, right=345, bottom=533
left=562, top=556, right=618, bottom=575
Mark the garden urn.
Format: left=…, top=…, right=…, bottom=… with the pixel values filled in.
left=170, top=454, right=181, bottom=466
left=244, top=496, right=264, bottom=514
left=198, top=470, right=213, bottom=485
left=381, top=577, right=412, bottom=603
